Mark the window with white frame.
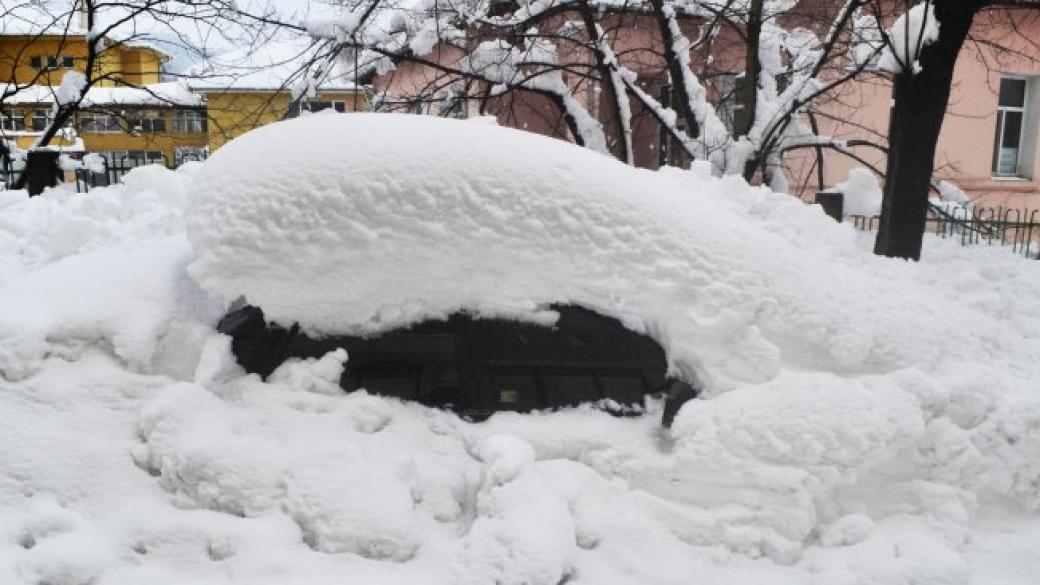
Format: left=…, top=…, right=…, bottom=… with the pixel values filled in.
left=1, top=109, right=25, bottom=131
left=31, top=109, right=51, bottom=131
left=286, top=101, right=347, bottom=118
left=79, top=111, right=120, bottom=133
left=100, top=150, right=165, bottom=167
left=129, top=110, right=166, bottom=133
left=993, top=77, right=1029, bottom=177
left=173, top=146, right=207, bottom=166
left=172, top=110, right=207, bottom=133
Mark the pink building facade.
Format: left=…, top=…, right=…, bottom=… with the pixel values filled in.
left=371, top=6, right=1040, bottom=212
left=800, top=9, right=1040, bottom=211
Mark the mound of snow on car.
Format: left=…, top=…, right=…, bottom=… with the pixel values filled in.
left=187, top=114, right=1024, bottom=391
left=0, top=115, right=1039, bottom=585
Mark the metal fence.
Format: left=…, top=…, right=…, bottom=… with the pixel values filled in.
left=0, top=168, right=18, bottom=190
left=73, top=161, right=140, bottom=192
left=2, top=161, right=145, bottom=192
left=850, top=206, right=1040, bottom=258
left=2, top=153, right=206, bottom=193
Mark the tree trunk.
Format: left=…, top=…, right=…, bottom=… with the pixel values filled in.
left=25, top=150, right=62, bottom=196
left=740, top=0, right=763, bottom=181
left=875, top=1, right=980, bottom=260
left=649, top=0, right=700, bottom=139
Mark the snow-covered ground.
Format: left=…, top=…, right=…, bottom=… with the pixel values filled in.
left=1, top=114, right=1038, bottom=584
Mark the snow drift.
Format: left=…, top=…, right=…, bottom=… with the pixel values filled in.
left=1, top=114, right=1039, bottom=584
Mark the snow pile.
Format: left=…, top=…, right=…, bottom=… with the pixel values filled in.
left=830, top=167, right=882, bottom=218
left=2, top=115, right=1040, bottom=584
left=879, top=1, right=942, bottom=74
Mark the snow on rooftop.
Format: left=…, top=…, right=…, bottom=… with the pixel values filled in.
left=0, top=0, right=168, bottom=57
left=0, top=116, right=1039, bottom=584
left=187, top=39, right=361, bottom=93
left=2, top=81, right=202, bottom=107
left=0, top=2, right=87, bottom=37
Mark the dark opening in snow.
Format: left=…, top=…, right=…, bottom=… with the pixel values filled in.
left=218, top=304, right=697, bottom=425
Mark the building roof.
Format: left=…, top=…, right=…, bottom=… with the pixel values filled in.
left=2, top=81, right=202, bottom=107
left=186, top=39, right=362, bottom=93
left=0, top=2, right=88, bottom=37
left=0, top=1, right=169, bottom=58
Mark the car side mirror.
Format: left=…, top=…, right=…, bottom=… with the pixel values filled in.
left=661, top=379, right=698, bottom=428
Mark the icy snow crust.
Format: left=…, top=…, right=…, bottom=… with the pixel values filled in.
left=1, top=116, right=1040, bottom=584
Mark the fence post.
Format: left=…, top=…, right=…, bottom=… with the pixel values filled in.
left=815, top=191, right=844, bottom=222
left=25, top=150, right=62, bottom=196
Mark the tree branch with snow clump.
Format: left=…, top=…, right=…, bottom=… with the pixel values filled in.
left=302, top=0, right=884, bottom=185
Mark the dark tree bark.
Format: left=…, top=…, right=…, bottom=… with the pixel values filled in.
left=577, top=0, right=631, bottom=163
left=740, top=0, right=763, bottom=181
left=25, top=150, right=62, bottom=196
left=649, top=0, right=700, bottom=139
left=875, top=0, right=983, bottom=260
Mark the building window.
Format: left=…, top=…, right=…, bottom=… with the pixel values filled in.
left=439, top=85, right=468, bottom=119
left=172, top=110, right=207, bottom=133
left=715, top=73, right=749, bottom=136
left=174, top=146, right=207, bottom=167
left=30, top=56, right=73, bottom=70
left=31, top=109, right=51, bottom=131
left=1, top=109, right=25, bottom=131
left=309, top=101, right=346, bottom=113
left=657, top=84, right=691, bottom=168
left=100, top=150, right=165, bottom=167
left=130, top=110, right=166, bottom=133
left=993, top=77, right=1029, bottom=177
left=287, top=101, right=347, bottom=118
left=586, top=79, right=599, bottom=119
left=78, top=111, right=121, bottom=133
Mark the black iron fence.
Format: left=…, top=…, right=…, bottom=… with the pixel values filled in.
left=0, top=167, right=18, bottom=190
left=73, top=161, right=140, bottom=192
left=2, top=161, right=153, bottom=192
left=850, top=206, right=1040, bottom=258
left=2, top=152, right=206, bottom=194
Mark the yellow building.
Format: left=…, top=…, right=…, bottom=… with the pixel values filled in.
left=0, top=18, right=209, bottom=169
left=2, top=16, right=366, bottom=179
left=188, top=40, right=367, bottom=151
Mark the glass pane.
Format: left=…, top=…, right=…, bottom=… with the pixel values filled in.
left=597, top=372, right=648, bottom=406
left=996, top=111, right=1021, bottom=174
left=999, top=78, right=1026, bottom=107
left=542, top=372, right=600, bottom=408
left=997, top=147, right=1020, bottom=175
left=492, top=371, right=542, bottom=411
left=358, top=370, right=420, bottom=400
left=1003, top=111, right=1023, bottom=148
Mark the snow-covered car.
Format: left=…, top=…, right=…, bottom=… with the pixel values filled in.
left=203, top=114, right=699, bottom=424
